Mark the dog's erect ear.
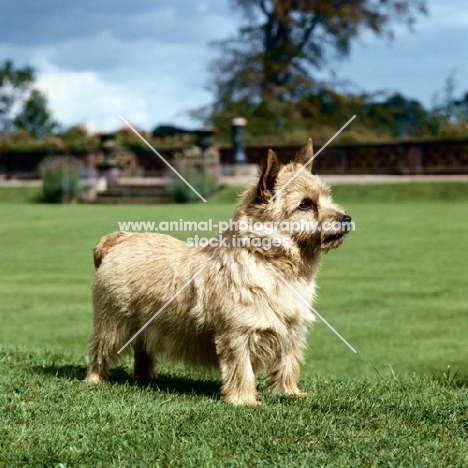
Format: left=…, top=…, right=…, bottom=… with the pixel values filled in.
left=256, top=149, right=281, bottom=203
left=294, top=138, right=314, bottom=171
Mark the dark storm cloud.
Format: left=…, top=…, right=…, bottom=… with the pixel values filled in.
left=0, top=0, right=232, bottom=46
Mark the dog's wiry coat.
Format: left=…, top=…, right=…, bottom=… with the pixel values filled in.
left=85, top=139, right=351, bottom=405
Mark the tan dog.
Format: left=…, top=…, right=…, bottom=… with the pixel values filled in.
left=85, top=139, right=352, bottom=406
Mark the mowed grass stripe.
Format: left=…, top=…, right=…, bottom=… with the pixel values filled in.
left=0, top=182, right=467, bottom=466
left=1, top=349, right=468, bottom=467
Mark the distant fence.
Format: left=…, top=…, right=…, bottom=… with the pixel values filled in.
left=1, top=138, right=468, bottom=178
left=220, top=139, right=468, bottom=175
left=0, top=150, right=95, bottom=179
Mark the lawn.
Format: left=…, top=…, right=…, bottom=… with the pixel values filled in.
left=1, top=183, right=468, bottom=466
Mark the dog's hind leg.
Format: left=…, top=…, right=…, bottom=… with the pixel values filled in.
left=85, top=321, right=133, bottom=384
left=85, top=332, right=114, bottom=384
left=267, top=344, right=307, bottom=397
left=216, top=334, right=261, bottom=406
left=133, top=336, right=157, bottom=381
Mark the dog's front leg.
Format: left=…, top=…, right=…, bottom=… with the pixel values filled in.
left=267, top=344, right=307, bottom=397
left=133, top=336, right=157, bottom=381
left=215, top=334, right=260, bottom=406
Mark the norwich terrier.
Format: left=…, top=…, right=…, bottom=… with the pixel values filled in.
left=85, top=139, right=352, bottom=406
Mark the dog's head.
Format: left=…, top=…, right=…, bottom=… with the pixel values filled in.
left=234, top=139, right=352, bottom=254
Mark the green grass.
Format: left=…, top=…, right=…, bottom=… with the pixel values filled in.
left=0, top=184, right=42, bottom=203
left=2, top=181, right=466, bottom=205
left=1, top=182, right=468, bottom=466
left=2, top=349, right=468, bottom=467
left=330, top=181, right=468, bottom=204
left=212, top=182, right=468, bottom=205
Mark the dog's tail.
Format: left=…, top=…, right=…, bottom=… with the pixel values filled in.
left=93, top=231, right=132, bottom=269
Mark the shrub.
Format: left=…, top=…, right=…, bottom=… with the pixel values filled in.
left=172, top=172, right=219, bottom=203
left=39, top=156, right=82, bottom=203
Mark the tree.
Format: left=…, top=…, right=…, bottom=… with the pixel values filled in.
left=0, top=59, right=57, bottom=137
left=209, top=0, right=427, bottom=119
left=13, top=89, right=58, bottom=138
left=454, top=92, right=468, bottom=121
left=0, top=60, right=34, bottom=134
left=361, top=92, right=428, bottom=136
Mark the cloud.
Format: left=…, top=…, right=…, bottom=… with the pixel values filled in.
left=320, top=0, right=468, bottom=107
left=1, top=0, right=467, bottom=132
left=0, top=0, right=239, bottom=131
left=0, top=0, right=235, bottom=46
left=36, top=63, right=213, bottom=132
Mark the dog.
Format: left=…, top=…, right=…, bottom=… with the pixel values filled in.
left=85, top=139, right=352, bottom=406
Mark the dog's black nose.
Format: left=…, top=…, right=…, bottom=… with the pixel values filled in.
left=338, top=215, right=352, bottom=223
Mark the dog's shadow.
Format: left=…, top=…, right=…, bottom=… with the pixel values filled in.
left=33, top=364, right=222, bottom=399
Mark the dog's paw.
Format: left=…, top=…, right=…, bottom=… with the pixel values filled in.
left=84, top=373, right=105, bottom=384
left=224, top=396, right=262, bottom=407
left=281, top=390, right=308, bottom=398
left=133, top=371, right=157, bottom=382
left=246, top=400, right=262, bottom=407
left=270, top=386, right=308, bottom=398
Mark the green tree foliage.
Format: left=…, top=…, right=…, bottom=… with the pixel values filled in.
left=424, top=72, right=468, bottom=135
left=453, top=92, right=468, bottom=122
left=60, top=125, right=99, bottom=150
left=361, top=92, right=428, bottom=137
left=204, top=0, right=427, bottom=139
left=212, top=0, right=426, bottom=103
left=13, top=89, right=58, bottom=138
left=0, top=59, right=58, bottom=137
left=0, top=60, right=34, bottom=134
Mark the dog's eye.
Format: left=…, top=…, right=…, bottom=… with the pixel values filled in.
left=298, top=199, right=313, bottom=211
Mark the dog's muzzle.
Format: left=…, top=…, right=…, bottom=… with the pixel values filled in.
left=321, top=214, right=352, bottom=247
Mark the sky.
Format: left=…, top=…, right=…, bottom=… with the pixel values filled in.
left=1, top=0, right=467, bottom=132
